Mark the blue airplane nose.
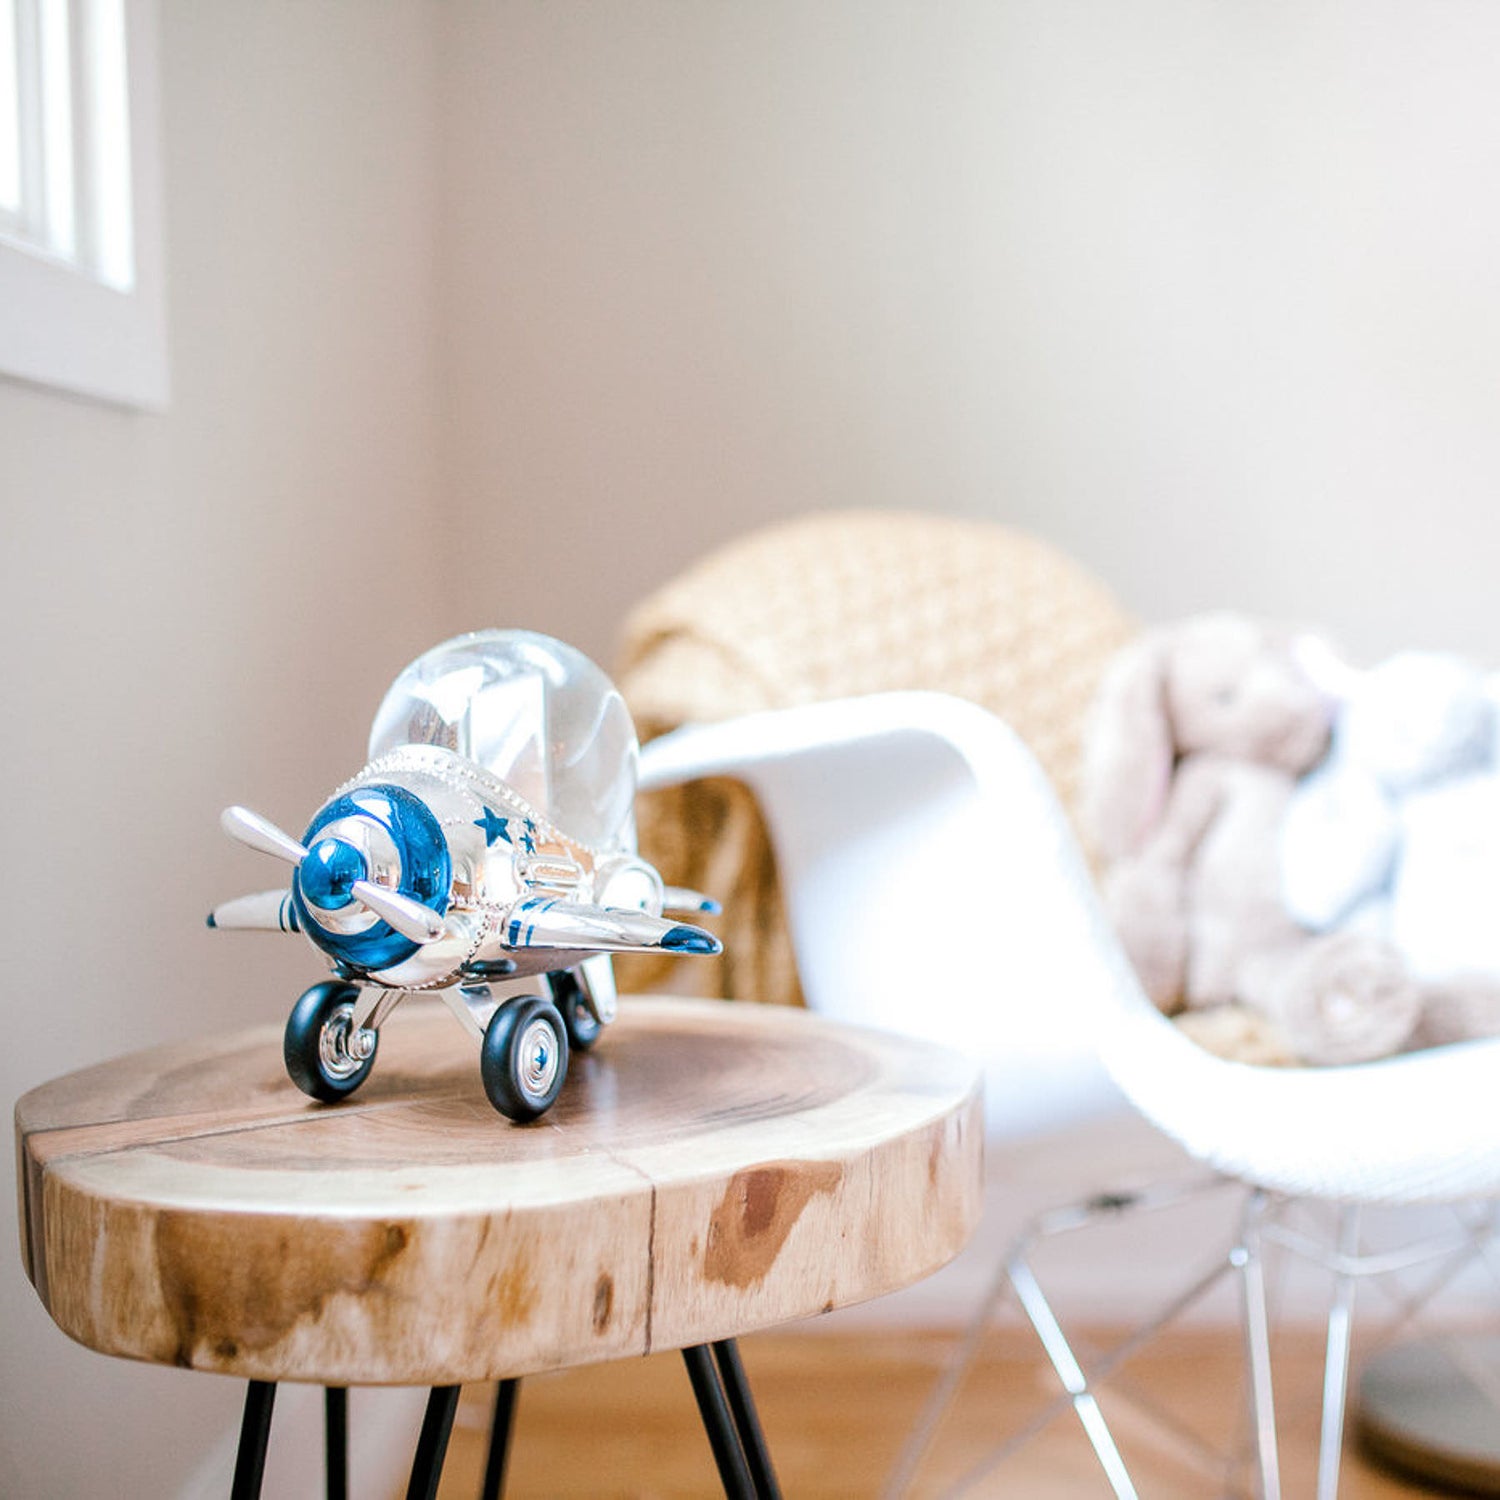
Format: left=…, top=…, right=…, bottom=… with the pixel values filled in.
left=293, top=783, right=451, bottom=971
left=299, top=836, right=367, bottom=911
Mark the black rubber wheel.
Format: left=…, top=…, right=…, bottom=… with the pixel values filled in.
left=284, top=980, right=375, bottom=1102
left=481, top=997, right=569, bottom=1122
left=549, top=969, right=602, bottom=1052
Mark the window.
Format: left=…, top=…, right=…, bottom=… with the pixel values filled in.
left=0, top=0, right=167, bottom=409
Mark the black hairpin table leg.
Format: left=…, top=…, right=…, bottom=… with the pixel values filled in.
left=685, top=1339, right=784, bottom=1499
left=231, top=1381, right=277, bottom=1500
left=713, top=1340, right=782, bottom=1499
left=480, top=1378, right=522, bottom=1500
left=324, top=1386, right=348, bottom=1500
left=684, top=1345, right=754, bottom=1497
left=406, top=1385, right=460, bottom=1500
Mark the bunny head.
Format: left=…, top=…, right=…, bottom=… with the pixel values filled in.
left=1084, top=613, right=1334, bottom=861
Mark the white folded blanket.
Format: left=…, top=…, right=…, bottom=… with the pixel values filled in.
left=1394, top=775, right=1500, bottom=981
left=1280, top=650, right=1500, bottom=983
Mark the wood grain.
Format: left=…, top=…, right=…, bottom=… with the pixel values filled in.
left=15, top=996, right=981, bottom=1387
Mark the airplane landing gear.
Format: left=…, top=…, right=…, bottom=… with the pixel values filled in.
left=549, top=969, right=602, bottom=1052
left=482, top=996, right=569, bottom=1122
left=280, top=969, right=599, bottom=1121
left=284, top=981, right=377, bottom=1102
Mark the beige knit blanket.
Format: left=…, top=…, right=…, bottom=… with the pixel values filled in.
left=613, top=511, right=1137, bottom=1006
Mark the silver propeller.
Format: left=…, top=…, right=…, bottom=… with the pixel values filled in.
left=349, top=879, right=446, bottom=943
left=221, top=805, right=308, bottom=864
left=220, top=804, right=446, bottom=945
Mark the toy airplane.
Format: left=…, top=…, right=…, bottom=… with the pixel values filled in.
left=209, top=630, right=720, bottom=1121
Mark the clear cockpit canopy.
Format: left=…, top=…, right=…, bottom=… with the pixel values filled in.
left=367, top=629, right=640, bottom=850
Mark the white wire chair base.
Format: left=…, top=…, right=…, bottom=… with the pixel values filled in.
left=885, top=1179, right=1500, bottom=1500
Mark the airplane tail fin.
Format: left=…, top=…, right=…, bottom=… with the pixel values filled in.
left=662, top=886, right=723, bottom=916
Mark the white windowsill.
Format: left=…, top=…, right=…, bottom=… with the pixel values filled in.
left=0, top=0, right=167, bottom=412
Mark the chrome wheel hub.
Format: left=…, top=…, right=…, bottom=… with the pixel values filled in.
left=518, top=1016, right=560, bottom=1098
left=319, top=1002, right=367, bottom=1081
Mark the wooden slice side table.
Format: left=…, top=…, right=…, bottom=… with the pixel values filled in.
left=16, top=996, right=982, bottom=1498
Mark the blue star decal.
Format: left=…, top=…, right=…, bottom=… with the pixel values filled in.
left=474, top=807, right=512, bottom=846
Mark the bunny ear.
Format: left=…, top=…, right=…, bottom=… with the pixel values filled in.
left=1081, top=629, right=1176, bottom=862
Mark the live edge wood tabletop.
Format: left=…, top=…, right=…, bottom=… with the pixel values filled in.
left=15, top=995, right=982, bottom=1495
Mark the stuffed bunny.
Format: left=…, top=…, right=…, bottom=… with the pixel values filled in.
left=1083, top=613, right=1425, bottom=1065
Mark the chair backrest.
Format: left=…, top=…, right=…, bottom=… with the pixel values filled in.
left=640, top=691, right=1137, bottom=1139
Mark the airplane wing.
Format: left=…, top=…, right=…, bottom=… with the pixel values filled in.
left=207, top=889, right=300, bottom=933
left=501, top=896, right=720, bottom=955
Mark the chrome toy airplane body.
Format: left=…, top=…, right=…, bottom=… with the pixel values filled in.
left=210, top=631, right=719, bottom=1121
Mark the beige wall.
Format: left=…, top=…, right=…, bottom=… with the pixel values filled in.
left=439, top=0, right=1500, bottom=667
left=8, top=3, right=1500, bottom=1493
left=0, top=4, right=445, bottom=1496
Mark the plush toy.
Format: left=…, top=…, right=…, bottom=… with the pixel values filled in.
left=1083, top=613, right=1427, bottom=1065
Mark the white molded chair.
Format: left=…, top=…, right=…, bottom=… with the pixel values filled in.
left=639, top=690, right=1500, bottom=1498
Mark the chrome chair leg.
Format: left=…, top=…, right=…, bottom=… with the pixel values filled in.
left=1239, top=1190, right=1281, bottom=1500
left=1316, top=1208, right=1362, bottom=1500
left=1008, top=1254, right=1139, bottom=1499
left=882, top=1251, right=1015, bottom=1499
left=893, top=1182, right=1497, bottom=1499
left=889, top=1176, right=1246, bottom=1498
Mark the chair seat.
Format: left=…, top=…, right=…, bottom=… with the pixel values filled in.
left=1106, top=993, right=1500, bottom=1205
left=641, top=691, right=1500, bottom=1206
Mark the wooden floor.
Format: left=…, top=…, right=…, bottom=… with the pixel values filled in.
left=432, top=1326, right=1452, bottom=1498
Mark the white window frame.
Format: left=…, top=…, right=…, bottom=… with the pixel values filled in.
left=0, top=0, right=167, bottom=410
